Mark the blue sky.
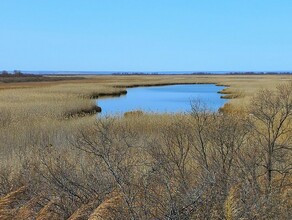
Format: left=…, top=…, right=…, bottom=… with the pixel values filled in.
left=1, top=0, right=292, bottom=71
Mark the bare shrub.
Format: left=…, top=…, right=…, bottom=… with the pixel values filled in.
left=248, top=82, right=292, bottom=191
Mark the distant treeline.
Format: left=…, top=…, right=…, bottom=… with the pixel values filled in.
left=226, top=71, right=292, bottom=75
left=112, top=71, right=292, bottom=75
left=0, top=70, right=84, bottom=83
left=1, top=70, right=41, bottom=77
left=192, top=71, right=292, bottom=75
left=112, top=72, right=159, bottom=75
left=2, top=70, right=291, bottom=76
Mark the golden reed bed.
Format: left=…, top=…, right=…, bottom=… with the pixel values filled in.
left=0, top=74, right=291, bottom=219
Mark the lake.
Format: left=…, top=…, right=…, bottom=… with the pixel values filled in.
left=96, top=84, right=227, bottom=115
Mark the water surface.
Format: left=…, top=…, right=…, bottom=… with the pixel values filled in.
left=97, top=84, right=227, bottom=115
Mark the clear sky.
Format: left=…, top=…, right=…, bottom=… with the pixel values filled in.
left=1, top=0, right=292, bottom=72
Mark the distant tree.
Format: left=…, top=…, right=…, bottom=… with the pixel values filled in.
left=13, top=70, right=23, bottom=76
left=1, top=70, right=9, bottom=76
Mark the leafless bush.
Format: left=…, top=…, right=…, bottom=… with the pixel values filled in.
left=248, top=82, right=292, bottom=191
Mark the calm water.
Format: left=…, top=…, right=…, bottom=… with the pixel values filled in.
left=97, top=84, right=227, bottom=115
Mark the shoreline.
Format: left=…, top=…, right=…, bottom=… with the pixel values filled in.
left=95, top=83, right=230, bottom=115
left=2, top=74, right=291, bottom=118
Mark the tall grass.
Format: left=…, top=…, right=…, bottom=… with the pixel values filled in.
left=0, top=75, right=291, bottom=219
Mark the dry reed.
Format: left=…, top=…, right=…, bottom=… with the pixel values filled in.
left=0, top=75, right=291, bottom=219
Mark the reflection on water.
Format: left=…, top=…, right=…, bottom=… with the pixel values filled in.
left=96, top=84, right=227, bottom=115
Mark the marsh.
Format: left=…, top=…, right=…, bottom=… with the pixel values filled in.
left=97, top=84, right=227, bottom=115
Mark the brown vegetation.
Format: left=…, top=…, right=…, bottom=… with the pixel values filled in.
left=0, top=75, right=291, bottom=219
left=0, top=71, right=85, bottom=84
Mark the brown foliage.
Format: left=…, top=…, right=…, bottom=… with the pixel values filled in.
left=36, top=199, right=61, bottom=220
left=0, top=81, right=291, bottom=219
left=0, top=186, right=27, bottom=219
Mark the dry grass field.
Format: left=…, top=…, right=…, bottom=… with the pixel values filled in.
left=0, top=74, right=291, bottom=219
